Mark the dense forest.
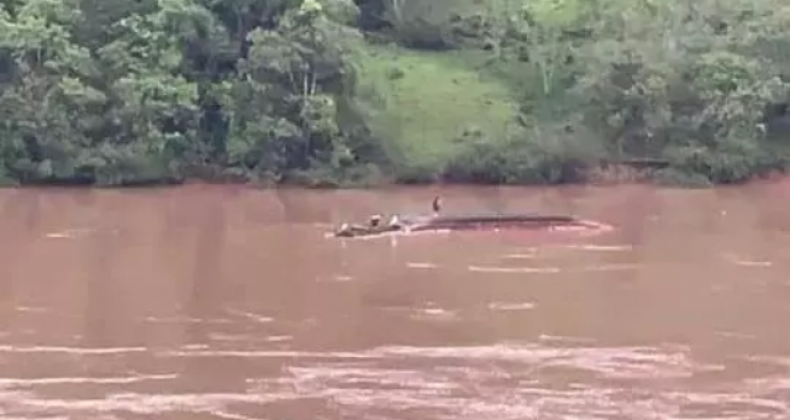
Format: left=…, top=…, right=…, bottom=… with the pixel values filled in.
left=1, top=0, right=789, bottom=187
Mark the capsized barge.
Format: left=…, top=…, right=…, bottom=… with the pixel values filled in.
left=333, top=213, right=605, bottom=238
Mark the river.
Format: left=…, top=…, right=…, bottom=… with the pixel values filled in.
left=0, top=183, right=789, bottom=420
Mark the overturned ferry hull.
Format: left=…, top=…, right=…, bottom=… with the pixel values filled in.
left=408, top=214, right=577, bottom=231
left=333, top=213, right=604, bottom=238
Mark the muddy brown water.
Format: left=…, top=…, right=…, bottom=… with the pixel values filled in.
left=1, top=183, right=790, bottom=420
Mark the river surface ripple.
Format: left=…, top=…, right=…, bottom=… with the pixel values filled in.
left=1, top=184, right=789, bottom=420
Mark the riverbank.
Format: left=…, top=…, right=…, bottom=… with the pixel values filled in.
left=2, top=161, right=788, bottom=191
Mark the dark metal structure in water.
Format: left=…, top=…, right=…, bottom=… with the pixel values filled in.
left=333, top=213, right=595, bottom=238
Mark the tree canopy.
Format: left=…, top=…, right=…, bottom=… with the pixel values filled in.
left=0, top=0, right=788, bottom=187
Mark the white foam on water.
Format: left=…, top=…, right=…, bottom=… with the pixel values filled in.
left=721, top=253, right=773, bottom=267
left=575, top=264, right=640, bottom=272
left=0, top=391, right=282, bottom=416
left=225, top=309, right=275, bottom=324
left=406, top=262, right=438, bottom=269
left=563, top=244, right=634, bottom=252
left=0, top=345, right=147, bottom=355
left=410, top=307, right=458, bottom=323
left=468, top=265, right=562, bottom=274
left=206, top=410, right=264, bottom=420
left=265, top=335, right=293, bottom=342
left=43, top=227, right=117, bottom=239
left=14, top=306, right=48, bottom=313
left=0, top=374, right=177, bottom=387
left=1, top=343, right=784, bottom=420
left=732, top=259, right=772, bottom=267
left=488, top=302, right=536, bottom=311
left=143, top=316, right=234, bottom=325
left=499, top=253, right=537, bottom=259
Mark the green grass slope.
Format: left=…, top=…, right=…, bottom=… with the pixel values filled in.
left=353, top=44, right=521, bottom=167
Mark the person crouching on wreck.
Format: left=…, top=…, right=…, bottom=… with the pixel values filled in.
left=369, top=214, right=382, bottom=228
left=336, top=222, right=352, bottom=237
left=389, top=214, right=410, bottom=233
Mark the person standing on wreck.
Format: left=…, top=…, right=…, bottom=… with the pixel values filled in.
left=432, top=195, right=442, bottom=217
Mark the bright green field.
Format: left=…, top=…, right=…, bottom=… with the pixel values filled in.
left=353, top=44, right=521, bottom=166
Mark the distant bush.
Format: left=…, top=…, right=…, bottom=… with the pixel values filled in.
left=441, top=125, right=604, bottom=184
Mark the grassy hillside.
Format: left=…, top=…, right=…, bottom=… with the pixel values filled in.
left=353, top=44, right=521, bottom=167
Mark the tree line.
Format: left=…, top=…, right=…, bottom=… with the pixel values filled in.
left=1, top=0, right=789, bottom=187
